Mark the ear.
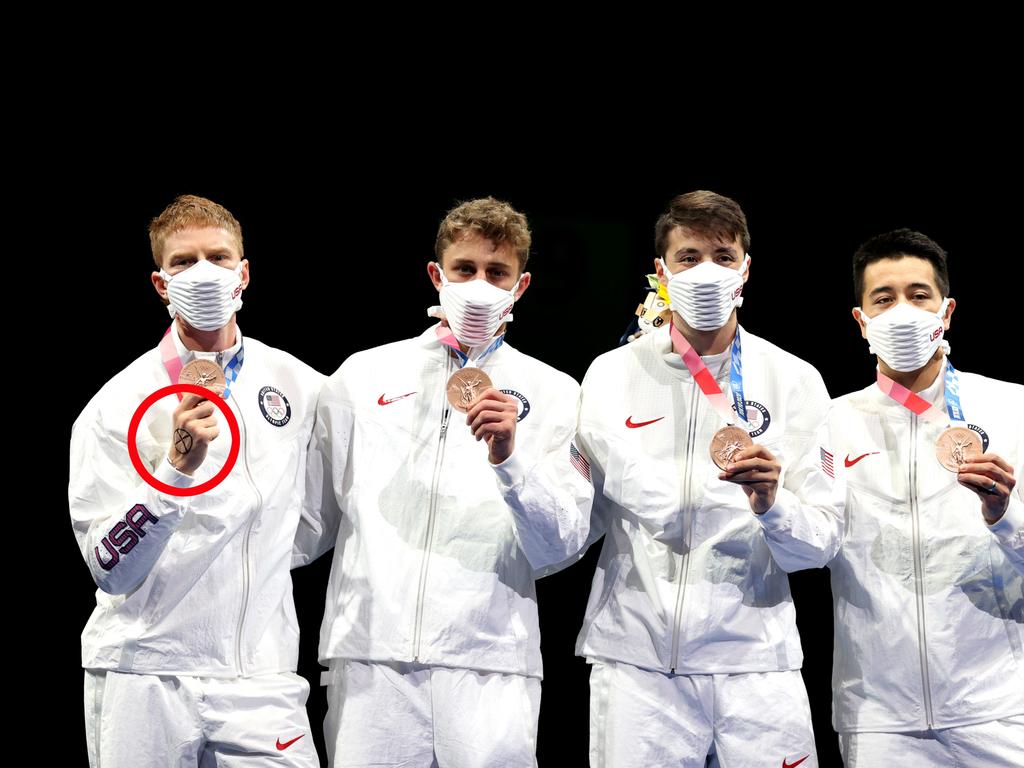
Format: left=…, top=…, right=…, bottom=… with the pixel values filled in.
left=514, top=272, right=531, bottom=300
left=940, top=297, right=956, bottom=329
left=239, top=259, right=250, bottom=290
left=654, top=257, right=669, bottom=286
left=852, top=307, right=869, bottom=340
left=427, top=261, right=444, bottom=292
left=741, top=254, right=751, bottom=283
left=152, top=270, right=169, bottom=302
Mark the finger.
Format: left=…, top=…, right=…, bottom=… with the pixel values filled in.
left=178, top=393, right=209, bottom=411
left=957, top=461, right=1011, bottom=485
left=474, top=423, right=511, bottom=443
left=465, top=397, right=516, bottom=423
left=731, top=445, right=776, bottom=463
left=720, top=470, right=779, bottom=485
left=194, top=425, right=220, bottom=443
left=957, top=472, right=1003, bottom=496
left=468, top=410, right=514, bottom=432
left=970, top=453, right=1015, bottom=475
left=183, top=401, right=217, bottom=420
left=722, top=458, right=780, bottom=475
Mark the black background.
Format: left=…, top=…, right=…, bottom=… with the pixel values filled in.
left=49, top=133, right=1021, bottom=767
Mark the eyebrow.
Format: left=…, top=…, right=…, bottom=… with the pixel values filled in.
left=450, top=258, right=512, bottom=268
left=869, top=282, right=934, bottom=297
left=167, top=247, right=233, bottom=261
left=672, top=246, right=736, bottom=257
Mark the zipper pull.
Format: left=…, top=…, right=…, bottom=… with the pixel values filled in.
left=439, top=407, right=451, bottom=438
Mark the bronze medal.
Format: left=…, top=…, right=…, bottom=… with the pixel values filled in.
left=446, top=368, right=493, bottom=413
left=710, top=425, right=753, bottom=470
left=935, top=426, right=982, bottom=472
left=179, top=359, right=226, bottom=396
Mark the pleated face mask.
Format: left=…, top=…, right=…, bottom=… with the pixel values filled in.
left=160, top=259, right=245, bottom=331
left=858, top=298, right=950, bottom=372
left=436, top=265, right=523, bottom=347
left=661, top=255, right=748, bottom=331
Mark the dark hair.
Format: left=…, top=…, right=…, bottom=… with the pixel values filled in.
left=853, top=228, right=950, bottom=303
left=654, top=190, right=750, bottom=258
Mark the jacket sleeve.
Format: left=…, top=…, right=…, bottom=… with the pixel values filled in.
left=986, top=487, right=1024, bottom=574
left=492, top=381, right=595, bottom=573
left=292, top=375, right=348, bottom=567
left=69, top=408, right=194, bottom=595
left=755, top=373, right=847, bottom=572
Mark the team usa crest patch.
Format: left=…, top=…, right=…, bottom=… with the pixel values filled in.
left=500, top=389, right=531, bottom=422
left=739, top=400, right=770, bottom=437
left=259, top=386, right=291, bottom=427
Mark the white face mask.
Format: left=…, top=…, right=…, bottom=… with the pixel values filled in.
left=436, top=264, right=523, bottom=347
left=857, top=298, right=950, bottom=372
left=159, top=259, right=244, bottom=332
left=661, top=255, right=748, bottom=331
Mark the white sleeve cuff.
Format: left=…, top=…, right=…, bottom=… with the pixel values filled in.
left=988, top=495, right=1024, bottom=546
left=153, top=458, right=196, bottom=489
left=491, top=450, right=528, bottom=493
left=756, top=487, right=798, bottom=531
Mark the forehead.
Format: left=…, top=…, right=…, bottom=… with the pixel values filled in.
left=160, top=226, right=240, bottom=260
left=862, top=255, right=939, bottom=292
left=441, top=232, right=518, bottom=267
left=664, top=226, right=741, bottom=255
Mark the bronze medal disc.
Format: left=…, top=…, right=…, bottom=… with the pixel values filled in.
left=935, top=426, right=982, bottom=472
left=179, top=359, right=227, bottom=396
left=446, top=368, right=493, bottom=413
left=710, top=425, right=754, bottom=470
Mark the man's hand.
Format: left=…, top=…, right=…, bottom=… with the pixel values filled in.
left=166, top=392, right=220, bottom=476
left=957, top=453, right=1016, bottom=524
left=719, top=443, right=781, bottom=516
left=465, top=388, right=518, bottom=465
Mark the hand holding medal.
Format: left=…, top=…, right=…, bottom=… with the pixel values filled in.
left=446, top=366, right=517, bottom=465
left=877, top=361, right=1015, bottom=523
left=166, top=392, right=220, bottom=475
left=437, top=326, right=519, bottom=464
left=956, top=453, right=1016, bottom=523
left=669, top=322, right=781, bottom=515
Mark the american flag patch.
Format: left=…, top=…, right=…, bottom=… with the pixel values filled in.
left=820, top=447, right=834, bottom=479
left=569, top=442, right=591, bottom=481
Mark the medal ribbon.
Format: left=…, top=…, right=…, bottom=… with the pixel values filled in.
left=875, top=360, right=963, bottom=425
left=434, top=325, right=505, bottom=369
left=669, top=321, right=749, bottom=429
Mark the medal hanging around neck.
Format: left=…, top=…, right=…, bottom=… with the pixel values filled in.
left=669, top=321, right=752, bottom=469
left=435, top=325, right=503, bottom=413
left=875, top=361, right=981, bottom=472
left=159, top=325, right=243, bottom=400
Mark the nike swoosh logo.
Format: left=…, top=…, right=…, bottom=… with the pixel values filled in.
left=782, top=756, right=809, bottom=768
left=378, top=392, right=416, bottom=405
left=276, top=734, right=304, bottom=751
left=625, top=416, right=665, bottom=429
left=844, top=451, right=880, bottom=467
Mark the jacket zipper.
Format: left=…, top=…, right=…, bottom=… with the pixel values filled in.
left=908, top=413, right=935, bottom=727
left=413, top=357, right=453, bottom=662
left=231, top=392, right=263, bottom=677
left=670, top=380, right=700, bottom=672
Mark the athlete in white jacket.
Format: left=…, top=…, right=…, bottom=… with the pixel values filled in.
left=757, top=229, right=1024, bottom=766
left=70, top=195, right=323, bottom=767
left=295, top=197, right=594, bottom=767
left=575, top=191, right=838, bottom=768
